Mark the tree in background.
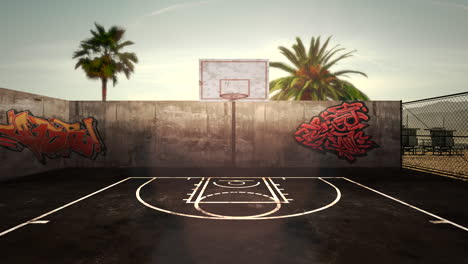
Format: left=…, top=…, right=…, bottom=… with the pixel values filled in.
left=269, top=36, right=368, bottom=100
left=73, top=23, right=138, bottom=101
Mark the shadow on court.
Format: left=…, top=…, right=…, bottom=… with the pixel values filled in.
left=0, top=168, right=466, bottom=264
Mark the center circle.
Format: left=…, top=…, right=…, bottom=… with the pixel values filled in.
left=227, top=181, right=245, bottom=186
left=194, top=192, right=282, bottom=219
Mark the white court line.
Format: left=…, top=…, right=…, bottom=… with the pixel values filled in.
left=29, top=220, right=49, bottom=224
left=213, top=182, right=261, bottom=189
left=257, top=178, right=341, bottom=220
left=128, top=177, right=342, bottom=179
left=0, top=177, right=132, bottom=238
left=262, top=178, right=282, bottom=203
left=186, top=178, right=205, bottom=203
left=343, top=177, right=468, bottom=232
left=136, top=177, right=341, bottom=220
left=430, top=220, right=449, bottom=224
left=268, top=178, right=289, bottom=203
left=194, top=178, right=211, bottom=203
left=195, top=201, right=278, bottom=204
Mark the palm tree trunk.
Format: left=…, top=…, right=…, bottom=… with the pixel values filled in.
left=101, top=78, right=107, bottom=102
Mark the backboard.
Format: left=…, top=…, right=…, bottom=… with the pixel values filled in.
left=199, top=59, right=269, bottom=101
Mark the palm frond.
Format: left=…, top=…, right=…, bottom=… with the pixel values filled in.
left=325, top=86, right=342, bottom=100
left=340, top=82, right=369, bottom=100
left=278, top=46, right=301, bottom=68
left=333, top=70, right=368, bottom=78
left=74, top=58, right=91, bottom=69
left=269, top=76, right=295, bottom=93
left=321, top=50, right=356, bottom=72
left=112, top=75, right=118, bottom=86
left=118, top=53, right=137, bottom=71
left=296, top=80, right=312, bottom=100
left=307, top=37, right=316, bottom=58
left=310, top=91, right=319, bottom=100
left=270, top=89, right=286, bottom=100
left=290, top=77, right=304, bottom=89
left=72, top=49, right=88, bottom=59
left=116, top=40, right=135, bottom=50
left=269, top=62, right=296, bottom=74
left=269, top=78, right=281, bottom=89
left=311, top=36, right=321, bottom=61
left=90, top=29, right=99, bottom=39
left=94, top=23, right=106, bottom=36
left=293, top=37, right=307, bottom=61
left=321, top=46, right=344, bottom=64
left=108, top=26, right=125, bottom=42
left=124, top=68, right=132, bottom=79
left=317, top=36, right=332, bottom=61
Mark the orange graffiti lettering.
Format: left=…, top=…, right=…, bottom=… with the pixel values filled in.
left=0, top=110, right=105, bottom=164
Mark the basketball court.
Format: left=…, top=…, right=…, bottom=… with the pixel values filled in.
left=0, top=168, right=466, bottom=264
left=0, top=60, right=467, bottom=263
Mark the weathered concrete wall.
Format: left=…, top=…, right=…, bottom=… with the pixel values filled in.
left=0, top=88, right=69, bottom=180
left=235, top=101, right=400, bottom=168
left=67, top=100, right=400, bottom=168
left=0, top=88, right=401, bottom=180
left=66, top=101, right=232, bottom=168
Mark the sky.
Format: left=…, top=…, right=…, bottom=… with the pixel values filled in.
left=1, top=0, right=467, bottom=102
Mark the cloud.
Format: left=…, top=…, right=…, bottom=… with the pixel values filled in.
left=148, top=1, right=209, bottom=16
left=126, top=0, right=209, bottom=28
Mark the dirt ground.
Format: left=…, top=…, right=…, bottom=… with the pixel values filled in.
left=402, top=150, right=468, bottom=178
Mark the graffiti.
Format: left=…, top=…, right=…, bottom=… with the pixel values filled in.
left=0, top=110, right=105, bottom=164
left=294, top=101, right=378, bottom=162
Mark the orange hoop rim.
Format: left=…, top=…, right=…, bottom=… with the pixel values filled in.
left=220, top=93, right=249, bottom=100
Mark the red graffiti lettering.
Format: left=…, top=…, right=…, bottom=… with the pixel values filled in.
left=294, top=102, right=377, bottom=162
left=0, top=110, right=105, bottom=164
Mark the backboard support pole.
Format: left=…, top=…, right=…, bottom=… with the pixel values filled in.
left=231, top=101, right=236, bottom=167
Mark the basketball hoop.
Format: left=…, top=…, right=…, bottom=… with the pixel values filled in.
left=199, top=59, right=269, bottom=101
left=219, top=93, right=249, bottom=100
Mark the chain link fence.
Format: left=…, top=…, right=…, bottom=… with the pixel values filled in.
left=402, top=92, right=468, bottom=180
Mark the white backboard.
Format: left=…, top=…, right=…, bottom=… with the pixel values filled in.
left=199, top=59, right=269, bottom=101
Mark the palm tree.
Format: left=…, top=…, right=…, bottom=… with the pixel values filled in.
left=269, top=36, right=368, bottom=101
left=73, top=23, right=138, bottom=101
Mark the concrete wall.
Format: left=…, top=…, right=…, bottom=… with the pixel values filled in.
left=0, top=88, right=69, bottom=180
left=66, top=101, right=232, bottom=168
left=235, top=101, right=400, bottom=168
left=0, top=88, right=401, bottom=180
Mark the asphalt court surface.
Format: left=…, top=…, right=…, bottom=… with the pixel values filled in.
left=0, top=168, right=467, bottom=264
left=137, top=177, right=339, bottom=219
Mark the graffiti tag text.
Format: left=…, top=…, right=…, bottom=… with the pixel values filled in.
left=294, top=102, right=378, bottom=162
left=0, top=110, right=105, bottom=164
